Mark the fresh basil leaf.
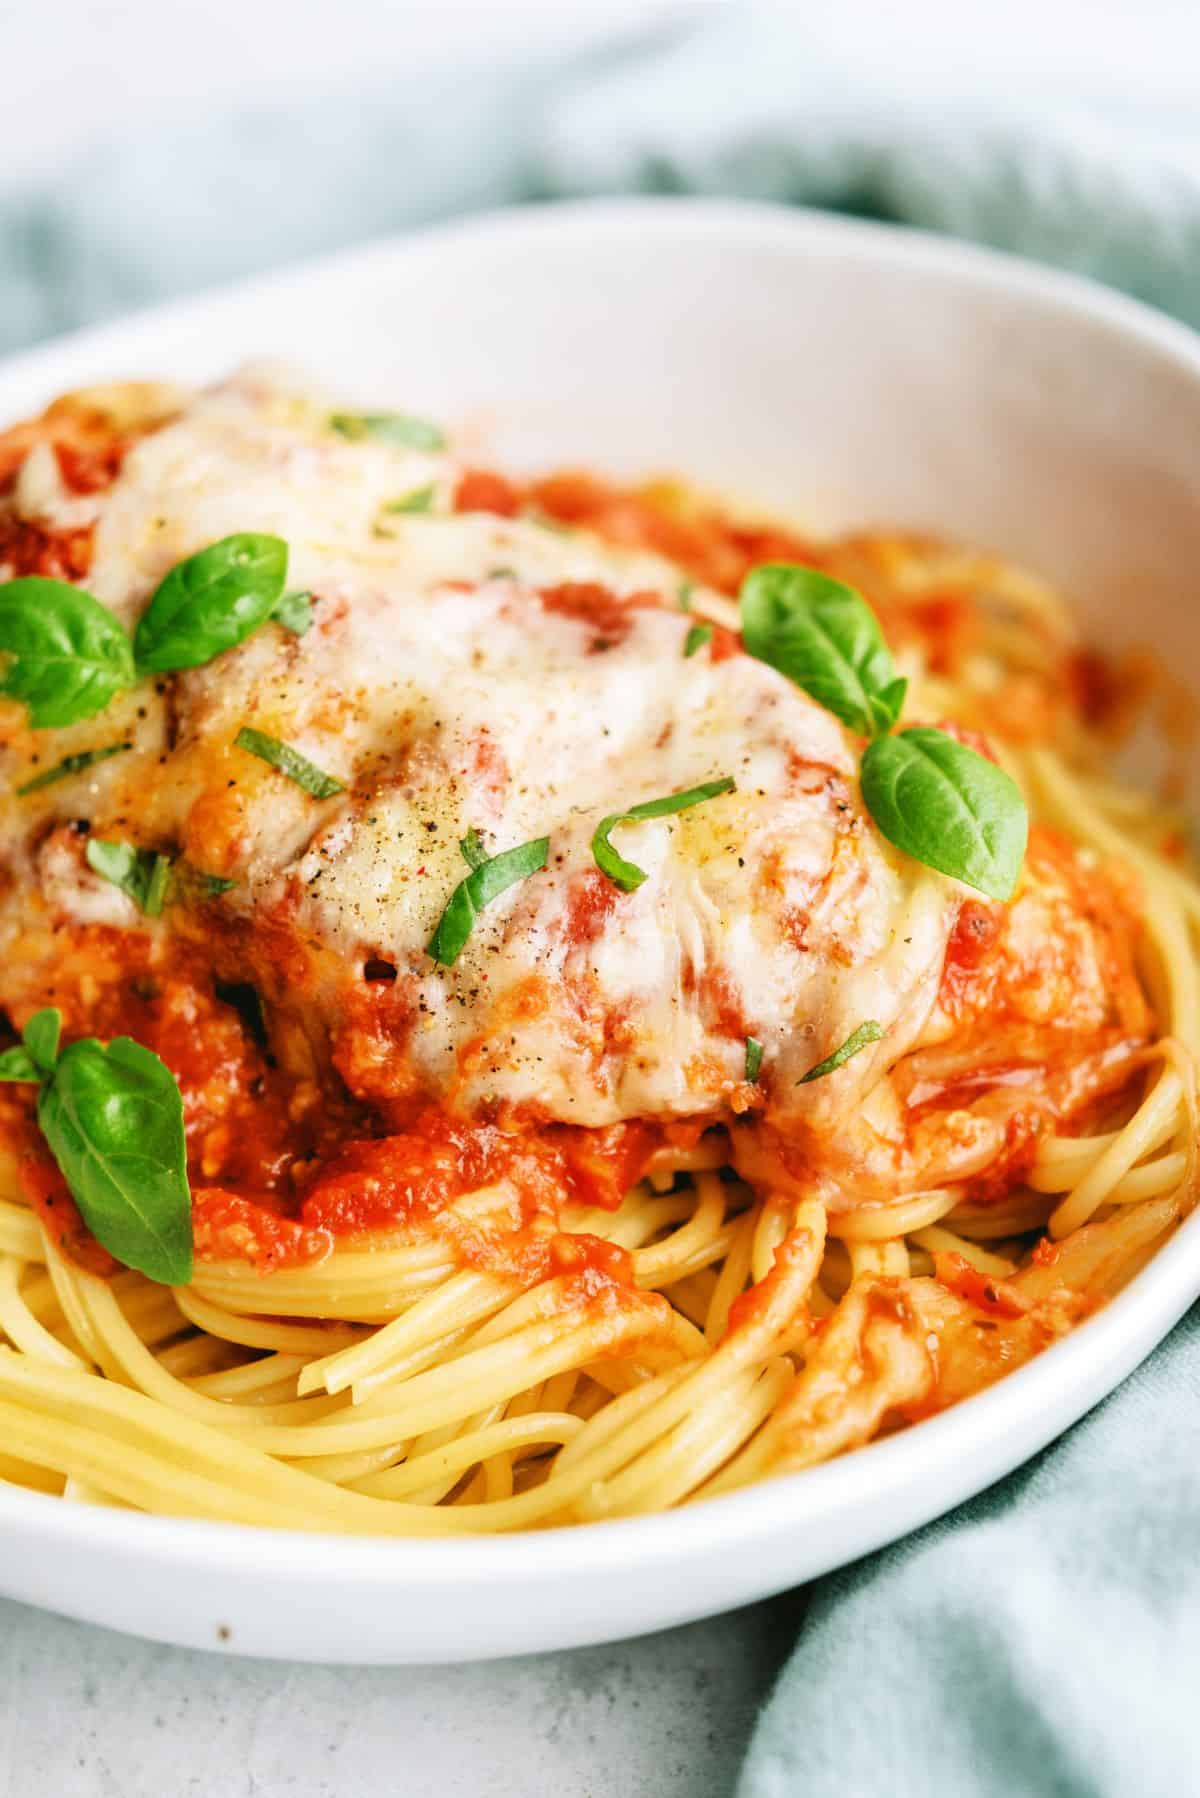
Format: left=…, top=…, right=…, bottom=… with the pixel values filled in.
left=874, top=676, right=909, bottom=733
left=384, top=485, right=436, bottom=515
left=684, top=623, right=713, bottom=658
left=330, top=411, right=446, bottom=451
left=0, top=1046, right=39, bottom=1084
left=459, top=827, right=488, bottom=871
left=428, top=836, right=549, bottom=968
left=677, top=579, right=695, bottom=612
left=86, top=839, right=173, bottom=917
left=273, top=589, right=313, bottom=636
left=133, top=534, right=288, bottom=673
left=860, top=727, right=1028, bottom=901
left=234, top=727, right=344, bottom=799
left=0, top=577, right=136, bottom=727
left=744, top=1036, right=763, bottom=1083
left=740, top=564, right=899, bottom=738
left=16, top=740, right=132, bottom=795
left=797, top=1020, right=884, bottom=1085
left=592, top=777, right=736, bottom=893
left=37, top=1035, right=192, bottom=1284
left=23, top=1007, right=61, bottom=1074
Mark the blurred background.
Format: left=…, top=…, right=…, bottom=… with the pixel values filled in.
left=6, top=0, right=1200, bottom=354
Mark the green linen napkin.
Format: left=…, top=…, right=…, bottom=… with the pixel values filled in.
left=739, top=1306, right=1200, bottom=1797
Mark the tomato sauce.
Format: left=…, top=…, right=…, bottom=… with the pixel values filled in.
left=537, top=581, right=658, bottom=651
left=296, top=1111, right=656, bottom=1240
left=0, top=516, right=95, bottom=580
left=6, top=919, right=662, bottom=1273
left=933, top=1251, right=1029, bottom=1319
left=522, top=471, right=819, bottom=596
left=453, top=468, right=519, bottom=517
left=16, top=1138, right=117, bottom=1277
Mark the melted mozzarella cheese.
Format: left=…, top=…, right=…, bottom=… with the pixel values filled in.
left=0, top=372, right=961, bottom=1140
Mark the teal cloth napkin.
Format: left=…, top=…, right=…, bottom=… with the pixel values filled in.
left=5, top=3, right=1200, bottom=349
left=738, top=1309, right=1200, bottom=1798
left=5, top=10, right=1200, bottom=1794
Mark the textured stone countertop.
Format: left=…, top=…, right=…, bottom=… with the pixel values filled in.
left=0, top=1591, right=803, bottom=1796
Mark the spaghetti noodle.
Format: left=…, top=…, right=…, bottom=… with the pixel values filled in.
left=0, top=372, right=1194, bottom=1533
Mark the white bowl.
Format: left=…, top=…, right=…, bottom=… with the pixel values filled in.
left=2, top=199, right=1200, bottom=1663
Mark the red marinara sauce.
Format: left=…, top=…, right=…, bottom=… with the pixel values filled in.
left=191, top=1114, right=658, bottom=1276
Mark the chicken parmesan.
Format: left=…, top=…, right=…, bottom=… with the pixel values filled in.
left=0, top=368, right=1193, bottom=1533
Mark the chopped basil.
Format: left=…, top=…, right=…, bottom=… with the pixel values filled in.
left=744, top=1036, right=763, bottom=1083
left=677, top=579, right=694, bottom=612
left=592, top=777, right=736, bottom=893
left=133, top=533, right=289, bottom=673
left=16, top=740, right=131, bottom=795
left=187, top=869, right=237, bottom=898
left=684, top=623, right=713, bottom=658
left=860, top=728, right=1028, bottom=902
left=86, top=839, right=173, bottom=918
left=526, top=508, right=570, bottom=535
left=384, top=485, right=436, bottom=515
left=0, top=577, right=136, bottom=728
left=234, top=727, right=344, bottom=799
left=329, top=411, right=446, bottom=451
left=428, top=835, right=549, bottom=967
left=797, top=1020, right=884, bottom=1085
left=273, top=589, right=314, bottom=636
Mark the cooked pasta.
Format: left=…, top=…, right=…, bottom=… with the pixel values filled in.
left=0, top=370, right=1193, bottom=1532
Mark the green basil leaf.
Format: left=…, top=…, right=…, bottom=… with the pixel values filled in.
left=384, top=485, right=436, bottom=515
left=273, top=589, right=313, bottom=636
left=86, top=839, right=173, bottom=917
left=16, top=740, right=132, bottom=796
left=860, top=727, right=1028, bottom=901
left=684, top=623, right=713, bottom=658
left=0, top=577, right=136, bottom=727
left=428, top=837, right=549, bottom=968
left=592, top=777, right=736, bottom=893
left=797, top=1020, right=884, bottom=1085
left=23, top=1007, right=61, bottom=1074
left=740, top=564, right=898, bottom=738
left=873, top=676, right=909, bottom=734
left=677, top=579, right=695, bottom=612
left=37, top=1035, right=192, bottom=1284
left=0, top=1046, right=39, bottom=1084
left=234, top=727, right=344, bottom=799
left=459, top=827, right=488, bottom=871
left=744, top=1036, right=763, bottom=1083
left=133, top=533, right=288, bottom=673
left=330, top=411, right=446, bottom=451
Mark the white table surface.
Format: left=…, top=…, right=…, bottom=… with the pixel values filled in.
left=0, top=1590, right=804, bottom=1796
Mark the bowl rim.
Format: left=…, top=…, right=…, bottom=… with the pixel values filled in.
left=2, top=194, right=1199, bottom=1589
